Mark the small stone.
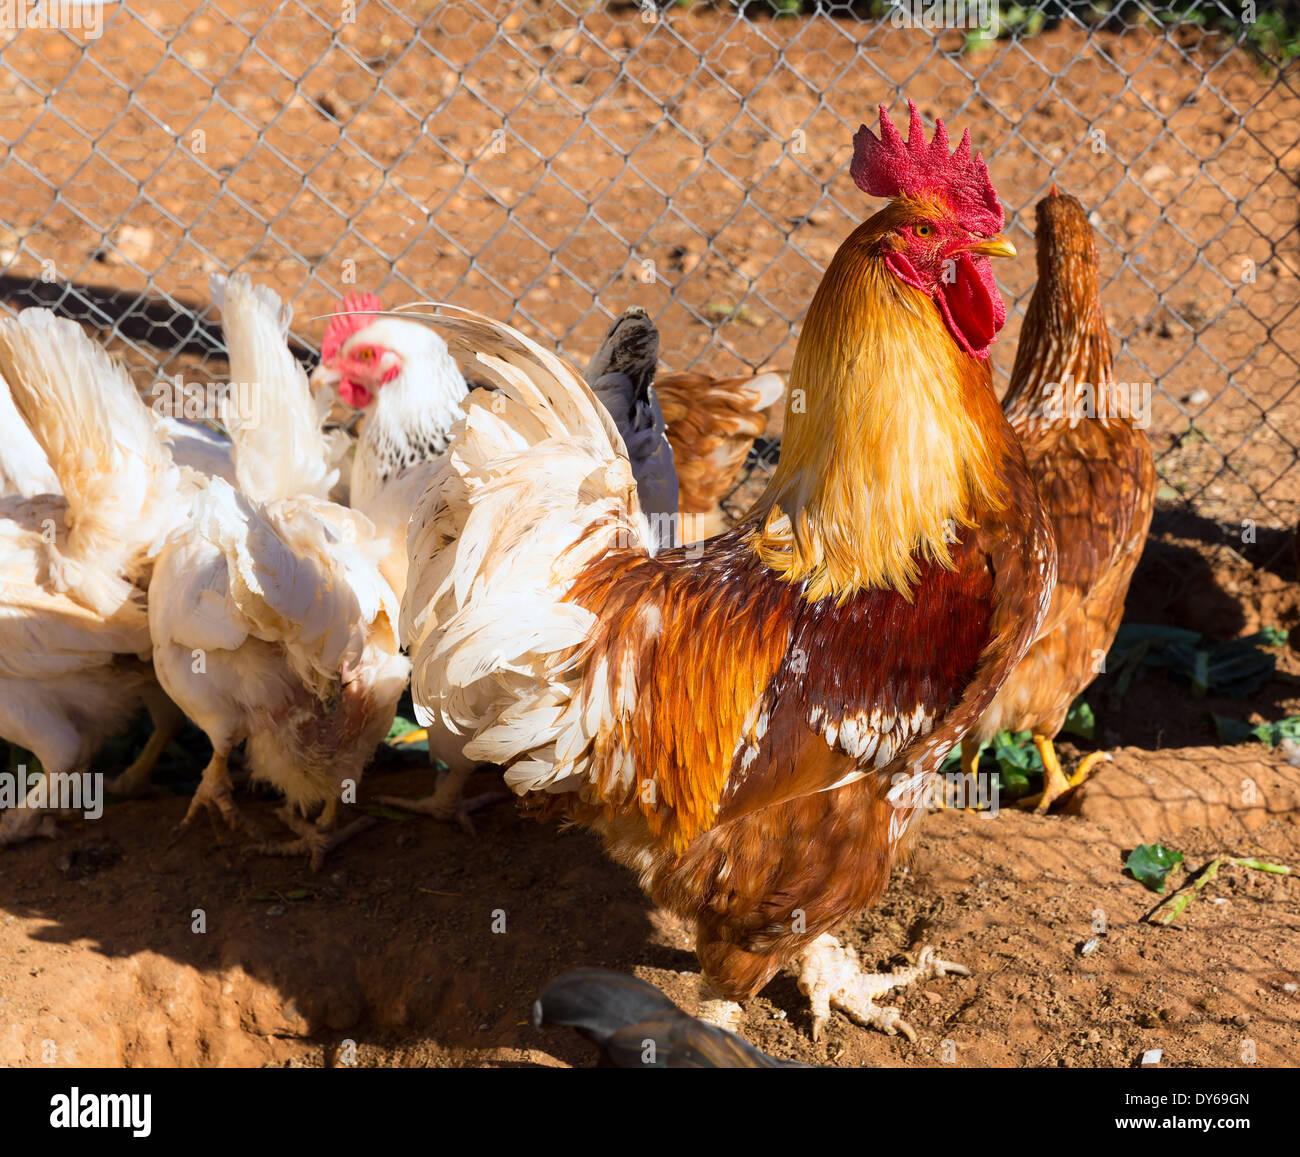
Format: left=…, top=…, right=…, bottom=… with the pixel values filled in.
left=266, top=904, right=286, bottom=917
left=1184, top=388, right=1210, bottom=405
left=1086, top=1029, right=1101, bottom=1044
left=1140, top=1049, right=1162, bottom=1066
left=1078, top=937, right=1100, bottom=957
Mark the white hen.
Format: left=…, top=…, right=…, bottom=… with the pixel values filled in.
left=0, top=310, right=189, bottom=845
left=0, top=368, right=61, bottom=499
left=148, top=275, right=409, bottom=866
left=309, top=291, right=469, bottom=598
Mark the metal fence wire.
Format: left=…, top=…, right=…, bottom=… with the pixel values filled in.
left=1, top=1, right=1297, bottom=543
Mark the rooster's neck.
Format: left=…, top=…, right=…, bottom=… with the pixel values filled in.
left=751, top=226, right=1010, bottom=601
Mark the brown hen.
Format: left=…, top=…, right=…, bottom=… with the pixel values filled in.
left=960, top=189, right=1157, bottom=812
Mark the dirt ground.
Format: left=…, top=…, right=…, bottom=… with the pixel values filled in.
left=1, top=517, right=1298, bottom=1070
left=1, top=7, right=1299, bottom=1069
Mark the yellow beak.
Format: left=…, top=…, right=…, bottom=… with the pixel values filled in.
left=964, top=234, right=1017, bottom=259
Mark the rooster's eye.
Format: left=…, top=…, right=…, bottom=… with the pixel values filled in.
left=357, top=348, right=373, bottom=361
left=914, top=224, right=933, bottom=238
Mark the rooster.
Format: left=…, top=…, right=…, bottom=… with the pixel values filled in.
left=0, top=310, right=190, bottom=845
left=147, top=276, right=409, bottom=866
left=401, top=103, right=1054, bottom=1041
left=654, top=368, right=784, bottom=540
left=959, top=189, right=1156, bottom=812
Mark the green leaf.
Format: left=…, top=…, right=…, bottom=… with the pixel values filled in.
left=1063, top=699, right=1095, bottom=741
left=385, top=715, right=421, bottom=742
left=1107, top=624, right=1278, bottom=698
left=1247, top=626, right=1289, bottom=647
left=1210, top=712, right=1300, bottom=747
left=1126, top=843, right=1185, bottom=894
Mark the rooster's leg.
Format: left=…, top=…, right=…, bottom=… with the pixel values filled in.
left=256, top=798, right=376, bottom=871
left=375, top=760, right=503, bottom=835
left=1017, top=736, right=1110, bottom=813
left=932, top=737, right=982, bottom=810
left=791, top=934, right=970, bottom=1042
left=107, top=695, right=185, bottom=798
left=959, top=735, right=984, bottom=810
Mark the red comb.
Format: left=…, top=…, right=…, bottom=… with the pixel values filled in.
left=850, top=101, right=1003, bottom=236
left=320, top=290, right=383, bottom=362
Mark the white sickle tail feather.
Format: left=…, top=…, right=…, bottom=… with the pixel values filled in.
left=399, top=306, right=650, bottom=796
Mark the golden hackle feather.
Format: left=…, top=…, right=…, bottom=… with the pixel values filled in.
left=749, top=206, right=1008, bottom=601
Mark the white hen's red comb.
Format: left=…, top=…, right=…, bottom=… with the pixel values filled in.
left=320, top=290, right=383, bottom=362
left=850, top=101, right=1003, bottom=236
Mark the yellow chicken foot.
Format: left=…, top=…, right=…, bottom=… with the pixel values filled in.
left=254, top=803, right=376, bottom=872
left=376, top=761, right=504, bottom=835
left=175, top=752, right=252, bottom=838
left=106, top=697, right=185, bottom=798
left=791, top=934, right=970, bottom=1042
left=1017, top=738, right=1111, bottom=813
left=959, top=734, right=985, bottom=810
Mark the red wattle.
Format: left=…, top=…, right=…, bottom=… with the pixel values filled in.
left=338, top=379, right=373, bottom=409
left=934, top=252, right=1005, bottom=359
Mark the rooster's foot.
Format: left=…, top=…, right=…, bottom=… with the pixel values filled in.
left=254, top=808, right=376, bottom=871
left=792, top=934, right=970, bottom=1042
left=1017, top=741, right=1111, bottom=813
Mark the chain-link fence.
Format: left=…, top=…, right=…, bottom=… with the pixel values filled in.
left=1, top=1, right=1297, bottom=538
left=2, top=2, right=1299, bottom=1069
